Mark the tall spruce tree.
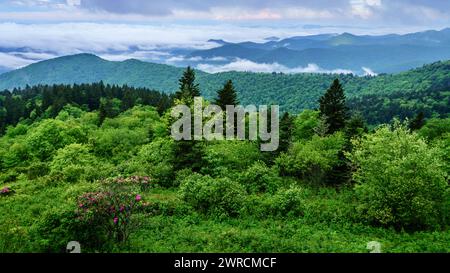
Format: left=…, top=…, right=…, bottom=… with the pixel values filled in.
left=278, top=112, right=294, bottom=154
left=175, top=66, right=201, bottom=102
left=172, top=67, right=204, bottom=172
left=345, top=113, right=368, bottom=142
left=409, top=112, right=426, bottom=131
left=328, top=113, right=368, bottom=185
left=215, top=80, right=239, bottom=110
left=318, top=79, right=349, bottom=134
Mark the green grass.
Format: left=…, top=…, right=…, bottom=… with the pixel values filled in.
left=1, top=177, right=448, bottom=253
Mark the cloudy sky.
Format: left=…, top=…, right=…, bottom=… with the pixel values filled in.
left=0, top=0, right=449, bottom=72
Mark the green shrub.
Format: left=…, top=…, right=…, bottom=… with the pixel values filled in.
left=5, top=123, right=28, bottom=138
left=175, top=168, right=195, bottom=185
left=90, top=128, right=147, bottom=160
left=132, top=138, right=176, bottom=187
left=26, top=119, right=87, bottom=161
left=293, top=110, right=320, bottom=141
left=179, top=173, right=246, bottom=217
left=31, top=208, right=86, bottom=253
left=238, top=161, right=281, bottom=194
left=25, top=162, right=50, bottom=180
left=268, top=186, right=305, bottom=217
left=433, top=133, right=450, bottom=177
left=202, top=141, right=262, bottom=175
left=444, top=188, right=450, bottom=226
left=418, top=118, right=450, bottom=141
left=241, top=186, right=305, bottom=219
left=0, top=170, right=19, bottom=183
left=276, top=133, right=345, bottom=184
left=2, top=141, right=30, bottom=169
left=348, top=123, right=449, bottom=230
left=302, top=188, right=360, bottom=225
left=49, top=144, right=100, bottom=182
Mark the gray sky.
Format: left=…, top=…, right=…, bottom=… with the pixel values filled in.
left=1, top=0, right=449, bottom=28
left=0, top=0, right=449, bottom=71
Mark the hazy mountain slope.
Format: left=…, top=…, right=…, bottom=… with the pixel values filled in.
left=190, top=28, right=450, bottom=73
left=0, top=54, right=201, bottom=92
left=189, top=44, right=267, bottom=60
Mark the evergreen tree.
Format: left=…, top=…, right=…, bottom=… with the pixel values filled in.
left=318, top=79, right=349, bottom=134
left=345, top=113, right=368, bottom=142
left=278, top=112, right=294, bottom=154
left=328, top=113, right=368, bottom=185
left=98, top=97, right=114, bottom=125
left=175, top=66, right=201, bottom=102
left=172, top=69, right=205, bottom=172
left=215, top=80, right=239, bottom=110
left=409, top=111, right=426, bottom=131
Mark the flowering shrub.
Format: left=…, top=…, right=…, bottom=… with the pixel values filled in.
left=0, top=187, right=15, bottom=197
left=76, top=177, right=146, bottom=244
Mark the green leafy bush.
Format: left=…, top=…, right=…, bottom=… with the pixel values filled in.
left=25, top=162, right=50, bottom=180
left=90, top=128, right=147, bottom=160
left=202, top=141, right=262, bottom=176
left=293, top=110, right=320, bottom=141
left=238, top=161, right=281, bottom=194
left=25, top=119, right=87, bottom=161
left=268, top=186, right=305, bottom=217
left=433, top=133, right=450, bottom=176
left=49, top=144, right=100, bottom=182
left=348, top=123, right=449, bottom=230
left=276, top=133, right=345, bottom=184
left=418, top=118, right=450, bottom=141
left=131, top=138, right=176, bottom=187
left=179, top=173, right=246, bottom=217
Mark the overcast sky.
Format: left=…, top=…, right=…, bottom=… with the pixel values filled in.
left=0, top=0, right=449, bottom=71
left=1, top=0, right=449, bottom=28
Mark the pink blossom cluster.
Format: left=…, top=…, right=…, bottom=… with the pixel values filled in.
left=76, top=191, right=142, bottom=226
left=0, top=187, right=14, bottom=196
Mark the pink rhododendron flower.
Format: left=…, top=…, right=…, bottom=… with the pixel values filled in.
left=135, top=194, right=142, bottom=202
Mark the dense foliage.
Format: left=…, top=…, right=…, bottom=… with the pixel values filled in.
left=348, top=123, right=449, bottom=230
left=0, top=67, right=449, bottom=253
left=2, top=54, right=450, bottom=126
left=0, top=82, right=173, bottom=135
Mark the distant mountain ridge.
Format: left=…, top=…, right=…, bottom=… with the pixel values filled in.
left=2, top=28, right=450, bottom=76
left=1, top=53, right=450, bottom=114
left=192, top=28, right=450, bottom=74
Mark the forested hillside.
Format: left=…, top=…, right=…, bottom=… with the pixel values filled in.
left=1, top=54, right=450, bottom=125
left=0, top=83, right=173, bottom=135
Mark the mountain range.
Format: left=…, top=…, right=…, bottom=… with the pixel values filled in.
left=0, top=53, right=449, bottom=117
left=2, top=28, right=450, bottom=76
left=190, top=28, right=450, bottom=74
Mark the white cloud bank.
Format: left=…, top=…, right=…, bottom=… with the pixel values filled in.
left=362, top=66, right=378, bottom=76
left=0, top=22, right=317, bottom=55
left=0, top=52, right=38, bottom=69
left=197, top=59, right=355, bottom=74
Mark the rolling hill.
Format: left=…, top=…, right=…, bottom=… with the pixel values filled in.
left=1, top=53, right=450, bottom=118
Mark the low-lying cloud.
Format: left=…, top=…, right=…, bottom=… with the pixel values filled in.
left=0, top=52, right=38, bottom=69
left=196, top=59, right=354, bottom=74
left=166, top=55, right=227, bottom=64
left=362, top=66, right=378, bottom=76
